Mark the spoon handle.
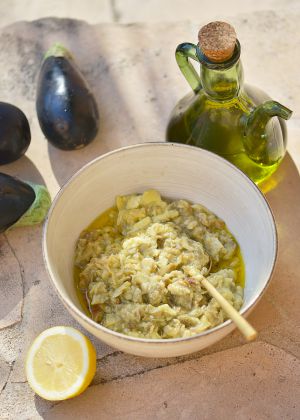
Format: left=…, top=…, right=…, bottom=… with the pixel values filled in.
left=201, top=278, right=257, bottom=342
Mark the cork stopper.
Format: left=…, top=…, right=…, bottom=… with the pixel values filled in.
left=198, top=21, right=236, bottom=63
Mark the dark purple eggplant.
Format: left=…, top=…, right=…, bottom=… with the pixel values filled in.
left=0, top=102, right=31, bottom=165
left=0, top=172, right=51, bottom=233
left=36, top=43, right=99, bottom=150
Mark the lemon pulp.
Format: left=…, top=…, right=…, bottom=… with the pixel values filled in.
left=26, top=326, right=96, bottom=401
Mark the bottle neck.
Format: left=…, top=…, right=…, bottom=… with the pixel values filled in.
left=197, top=41, right=244, bottom=101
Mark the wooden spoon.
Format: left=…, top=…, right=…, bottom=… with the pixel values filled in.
left=201, top=277, right=257, bottom=342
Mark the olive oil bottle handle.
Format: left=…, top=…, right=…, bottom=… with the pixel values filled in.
left=175, top=43, right=201, bottom=93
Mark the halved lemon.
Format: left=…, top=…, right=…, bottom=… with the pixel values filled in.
left=25, top=326, right=96, bottom=401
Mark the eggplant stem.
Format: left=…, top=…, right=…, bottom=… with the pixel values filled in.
left=10, top=183, right=51, bottom=229
left=44, top=43, right=74, bottom=61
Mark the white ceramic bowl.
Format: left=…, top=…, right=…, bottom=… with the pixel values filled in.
left=43, top=143, right=277, bottom=357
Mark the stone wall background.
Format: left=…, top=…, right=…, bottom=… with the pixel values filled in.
left=1, top=0, right=300, bottom=27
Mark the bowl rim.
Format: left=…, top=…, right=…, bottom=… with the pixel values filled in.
left=43, top=142, right=278, bottom=345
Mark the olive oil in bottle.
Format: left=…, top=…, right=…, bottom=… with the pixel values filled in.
left=167, top=21, right=292, bottom=185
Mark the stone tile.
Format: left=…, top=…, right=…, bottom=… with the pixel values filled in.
left=46, top=342, right=300, bottom=419
left=0, top=381, right=54, bottom=419
left=0, top=359, right=11, bottom=394
left=0, top=10, right=299, bottom=418
left=0, top=235, right=23, bottom=329
left=287, top=119, right=300, bottom=170
left=114, top=0, right=300, bottom=23
left=0, top=0, right=113, bottom=28
left=247, top=151, right=300, bottom=359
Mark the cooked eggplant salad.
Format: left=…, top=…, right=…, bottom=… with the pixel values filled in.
left=36, top=43, right=99, bottom=150
left=0, top=102, right=31, bottom=165
left=0, top=172, right=51, bottom=233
